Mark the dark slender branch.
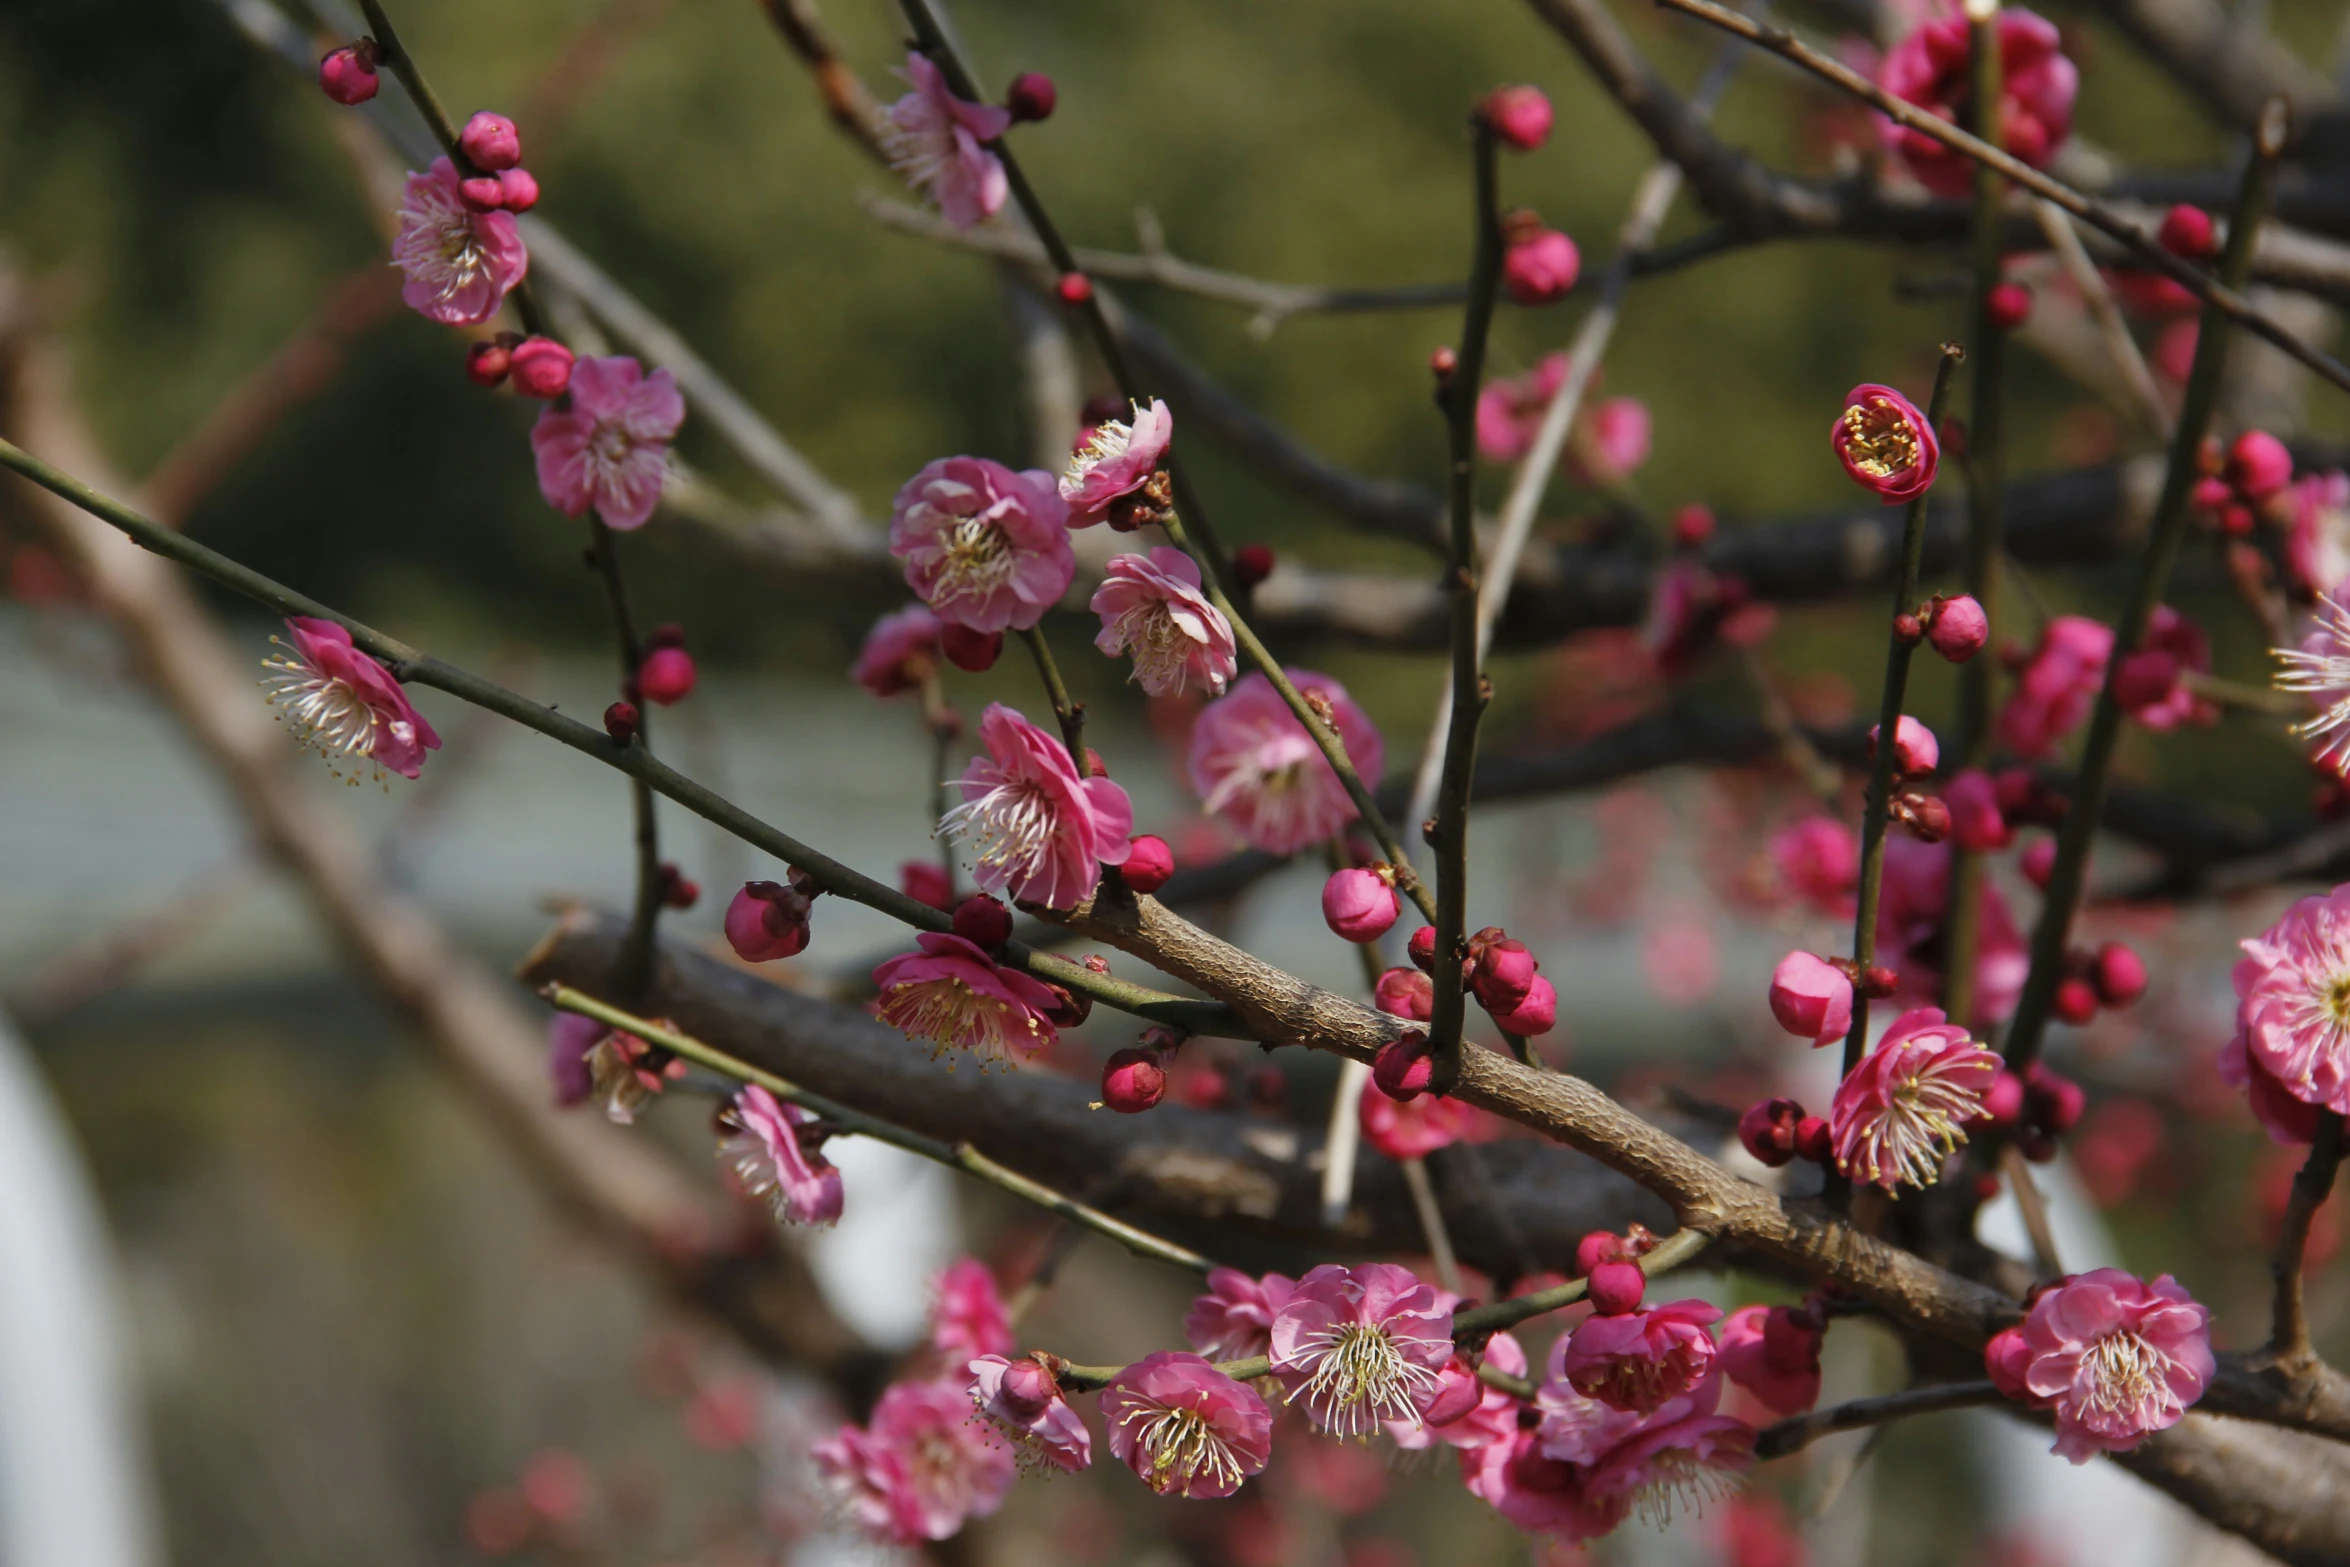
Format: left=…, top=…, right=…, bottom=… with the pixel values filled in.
left=2271, top=1112, right=2347, bottom=1368
left=1756, top=1380, right=2003, bottom=1459
left=1016, top=626, right=1087, bottom=771
left=583, top=519, right=664, bottom=1002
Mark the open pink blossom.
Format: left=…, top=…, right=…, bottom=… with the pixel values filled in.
left=1462, top=1426, right=1628, bottom=1542
left=883, top=52, right=1010, bottom=229
left=2219, top=1030, right=2321, bottom=1144
left=1773, top=817, right=1858, bottom=914
left=931, top=1257, right=1014, bottom=1364
left=940, top=703, right=1131, bottom=907
left=1572, top=397, right=1652, bottom=486
left=814, top=1377, right=1014, bottom=1543
left=2231, top=882, right=2350, bottom=1117
left=1560, top=1298, right=1721, bottom=1414
left=2277, top=597, right=2350, bottom=775
left=1717, top=1304, right=1822, bottom=1416
left=1187, top=669, right=1385, bottom=855
left=262, top=616, right=442, bottom=782
left=1877, top=10, right=2076, bottom=198
left=2119, top=606, right=2213, bottom=732
left=1582, top=1398, right=1755, bottom=1528
left=1998, top=614, right=2111, bottom=759
left=1101, top=1351, right=1273, bottom=1498
left=852, top=605, right=944, bottom=697
left=1832, top=1006, right=2000, bottom=1191
left=872, top=931, right=1062, bottom=1068
left=390, top=157, right=527, bottom=325
left=1880, top=836, right=2029, bottom=1022
left=1184, top=1268, right=1297, bottom=1360
left=530, top=355, right=684, bottom=531
left=1994, top=1268, right=2213, bottom=1462
left=1062, top=399, right=1173, bottom=527
left=1359, top=1084, right=1476, bottom=1161
left=1476, top=353, right=1568, bottom=464
left=1269, top=1262, right=1457, bottom=1438
left=890, top=456, right=1075, bottom=633
left=1391, top=1331, right=1527, bottom=1453
left=2287, top=471, right=2350, bottom=598
left=718, top=1084, right=841, bottom=1227
left=968, top=1355, right=1092, bottom=1473
left=1091, top=547, right=1237, bottom=697
left=1833, top=383, right=1939, bottom=503
left=1535, top=1340, right=1650, bottom=1464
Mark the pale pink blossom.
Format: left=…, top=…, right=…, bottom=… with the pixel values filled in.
left=529, top=355, right=684, bottom=531
left=1831, top=1006, right=2000, bottom=1191
left=1560, top=1298, right=1721, bottom=1414
left=814, top=1378, right=1014, bottom=1543
left=1359, top=1085, right=1476, bottom=1161
left=2287, top=471, right=2350, bottom=599
left=1062, top=399, right=1173, bottom=527
left=1100, top=1351, right=1273, bottom=1498
left=883, top=53, right=1010, bottom=229
left=1269, top=1262, right=1457, bottom=1437
left=852, top=605, right=944, bottom=697
left=1878, top=10, right=2076, bottom=198
left=940, top=703, right=1132, bottom=907
left=390, top=157, right=527, bottom=325
left=1572, top=396, right=1652, bottom=486
left=890, top=456, right=1075, bottom=633
left=1880, top=836, right=2029, bottom=1022
left=1186, top=669, right=1385, bottom=855
left=1476, top=353, right=1568, bottom=464
left=1090, top=547, right=1237, bottom=697
left=262, top=616, right=442, bottom=782
left=1998, top=614, right=2111, bottom=759
left=2230, top=882, right=2350, bottom=1117
left=1772, top=816, right=1858, bottom=914
left=2274, top=597, right=2350, bottom=774
left=1717, top=1304, right=1822, bottom=1416
left=1184, top=1268, right=1297, bottom=1360
left=931, top=1257, right=1014, bottom=1364
left=718, top=1084, right=842, bottom=1227
left=1991, top=1268, right=2213, bottom=1462
left=968, top=1355, right=1092, bottom=1473
left=871, top=931, right=1063, bottom=1067
left=1833, top=383, right=1939, bottom=503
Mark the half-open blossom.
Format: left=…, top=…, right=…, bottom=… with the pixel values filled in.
left=872, top=931, right=1062, bottom=1068
left=718, top=1084, right=841, bottom=1227
left=1772, top=817, right=1857, bottom=914
left=1767, top=950, right=1852, bottom=1047
left=1999, top=613, right=2110, bottom=758
left=2118, top=606, right=2214, bottom=732
left=1091, top=547, right=1236, bottom=697
left=1101, top=1352, right=1273, bottom=1498
left=725, top=879, right=813, bottom=962
left=1572, top=396, right=1651, bottom=487
left=883, top=52, right=1010, bottom=229
left=969, top=1355, right=1091, bottom=1473
left=1322, top=866, right=1400, bottom=943
left=939, top=703, right=1132, bottom=908
left=1187, top=669, right=1385, bottom=855
left=1833, top=383, right=1938, bottom=503
left=584, top=1027, right=682, bottom=1124
left=1359, top=1084, right=1475, bottom=1161
left=391, top=157, right=527, bottom=325
left=262, top=616, right=442, bottom=782
left=2288, top=471, right=2350, bottom=599
left=1878, top=10, right=2077, bottom=197
left=1831, top=1006, right=2000, bottom=1191
left=1184, top=1268, right=1295, bottom=1360
left=931, top=1257, right=1014, bottom=1364
left=1063, top=399, right=1173, bottom=528
left=1502, top=225, right=1580, bottom=305
left=1560, top=1299, right=1721, bottom=1414
left=814, top=1378, right=1014, bottom=1543
left=890, top=456, right=1074, bottom=633
left=530, top=355, right=684, bottom=531
left=1717, top=1305, right=1822, bottom=1416
left=2230, top=881, right=2350, bottom=1116
left=1989, top=1268, right=2213, bottom=1462
left=1476, top=353, right=1568, bottom=464
left=2275, top=597, right=2350, bottom=774
left=1269, top=1263, right=1456, bottom=1438
left=853, top=605, right=944, bottom=697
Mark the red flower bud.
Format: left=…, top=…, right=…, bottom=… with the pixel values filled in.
left=1738, top=1097, right=1805, bottom=1167
left=952, top=894, right=1013, bottom=950
left=459, top=111, right=523, bottom=173
left=1483, top=85, right=1554, bottom=151
left=1372, top=1030, right=1435, bottom=1101
left=1896, top=791, right=1951, bottom=843
left=726, top=880, right=811, bottom=961
left=467, top=338, right=514, bottom=387
left=1375, top=966, right=1434, bottom=1022
left=2157, top=203, right=2217, bottom=261
left=638, top=645, right=697, bottom=706
left=1005, top=72, right=1057, bottom=123
left=2052, top=975, right=2099, bottom=1025
left=1121, top=834, right=1174, bottom=894
left=1470, top=939, right=1537, bottom=1013
left=1985, top=281, right=2032, bottom=331
left=1055, top=272, right=1093, bottom=305
left=507, top=336, right=575, bottom=399
left=940, top=623, right=1003, bottom=672
left=1408, top=925, right=1438, bottom=974
left=659, top=864, right=700, bottom=909
left=1322, top=866, right=1400, bottom=943
left=1926, top=593, right=1989, bottom=663
left=995, top=1355, right=1060, bottom=1417
left=2093, top=941, right=2148, bottom=1007
left=1586, top=1260, right=1646, bottom=1316
left=1794, top=1115, right=1833, bottom=1164
left=2026, top=1063, right=2086, bottom=1133
left=318, top=42, right=380, bottom=105
left=1100, top=1048, right=1168, bottom=1113
left=1501, top=226, right=1580, bottom=306
left=459, top=175, right=508, bottom=212
left=1231, top=543, right=1277, bottom=590
left=496, top=167, right=540, bottom=212
left=1574, top=1230, right=1631, bottom=1275
left=602, top=700, right=640, bottom=743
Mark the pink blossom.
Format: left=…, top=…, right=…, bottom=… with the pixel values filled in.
left=1833, top=383, right=1939, bottom=503
left=1768, top=950, right=1853, bottom=1047
left=1773, top=816, right=1858, bottom=914
left=584, top=1027, right=679, bottom=1124
left=1492, top=973, right=1559, bottom=1035
left=814, top=1378, right=1014, bottom=1543
left=1184, top=1268, right=1297, bottom=1360
left=1717, top=1305, right=1822, bottom=1416
left=2231, top=882, right=2350, bottom=1117
left=1462, top=1427, right=1628, bottom=1542
left=1997, top=614, right=2111, bottom=759
left=890, top=456, right=1075, bottom=633
left=1870, top=713, right=1939, bottom=776
left=940, top=703, right=1132, bottom=908
left=1573, top=397, right=1652, bottom=486
left=1946, top=767, right=2010, bottom=851
left=1323, top=866, right=1401, bottom=943
left=529, top=355, right=684, bottom=531
left=2219, top=1030, right=2321, bottom=1144
left=1880, top=836, right=2028, bottom=1022
left=883, top=53, right=1010, bottom=229
left=718, top=1084, right=841, bottom=1227
left=930, top=1257, right=1013, bottom=1364
left=1476, top=353, right=1568, bottom=464
left=1994, top=1268, right=2213, bottom=1462
left=1560, top=1298, right=1721, bottom=1414
left=1832, top=1006, right=2000, bottom=1191
left=852, top=605, right=944, bottom=697
left=1187, top=669, right=1385, bottom=855
left=1090, top=547, right=1237, bottom=697
left=1877, top=10, right=2077, bottom=197
left=1269, top=1262, right=1457, bottom=1437
left=2231, top=429, right=2295, bottom=501
left=1062, top=399, right=1174, bottom=528
left=1534, top=1339, right=1649, bottom=1464
left=1502, top=227, right=1580, bottom=305
left=1392, top=1331, right=1527, bottom=1452
left=2120, top=606, right=2212, bottom=731
left=1100, top=1351, right=1273, bottom=1498
left=872, top=931, right=1063, bottom=1068
left=1582, top=1399, right=1755, bottom=1529
left=545, top=1011, right=599, bottom=1106
left=390, top=157, right=527, bottom=325
left=2287, top=471, right=2350, bottom=598
left=2277, top=599, right=2350, bottom=774
left=1359, top=1085, right=1476, bottom=1161
left=968, top=1355, right=1092, bottom=1473
left=261, top=616, right=442, bottom=781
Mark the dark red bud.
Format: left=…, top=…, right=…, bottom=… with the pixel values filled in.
left=602, top=700, right=640, bottom=743
left=1737, top=1097, right=1805, bottom=1167
left=952, top=894, right=1013, bottom=950
left=1372, top=1030, right=1435, bottom=1101
left=940, top=623, right=1003, bottom=672
left=466, top=339, right=513, bottom=387
left=1408, top=925, right=1438, bottom=974
left=1005, top=72, right=1057, bottom=123
left=1232, top=544, right=1276, bottom=590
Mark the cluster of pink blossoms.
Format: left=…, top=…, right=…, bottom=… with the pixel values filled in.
left=1875, top=8, right=2077, bottom=197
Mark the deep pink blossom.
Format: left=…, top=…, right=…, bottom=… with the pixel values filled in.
left=1768, top=950, right=1852, bottom=1047
left=262, top=616, right=442, bottom=781
left=1359, top=1085, right=1476, bottom=1161
left=1322, top=866, right=1400, bottom=942
left=1062, top=399, right=1173, bottom=527
left=2287, top=471, right=2350, bottom=598
left=1573, top=397, right=1652, bottom=486
left=529, top=355, right=684, bottom=531
left=1773, top=817, right=1858, bottom=914
left=884, top=53, right=1010, bottom=229
left=1582, top=1399, right=1755, bottom=1528
left=1946, top=767, right=2010, bottom=851
left=718, top=1084, right=841, bottom=1227
left=1100, top=1351, right=1273, bottom=1498
left=2219, top=1030, right=2322, bottom=1144
left=940, top=703, right=1131, bottom=908
left=853, top=605, right=944, bottom=697
left=2120, top=606, right=2213, bottom=732
left=1998, top=614, right=2111, bottom=759
left=1534, top=1338, right=1650, bottom=1464
left=1560, top=1298, right=1721, bottom=1414
left=1717, top=1305, right=1822, bottom=1416
left=814, top=1378, right=1014, bottom=1543
left=2231, top=882, right=2350, bottom=1117
left=1992, top=1268, right=2213, bottom=1462
left=1877, top=10, right=2077, bottom=197
left=1870, top=713, right=1939, bottom=776
left=1187, top=669, right=1385, bottom=855
left=391, top=157, right=527, bottom=325
left=1832, top=1006, right=2000, bottom=1191
left=1833, top=383, right=1939, bottom=502
left=1268, top=1262, right=1457, bottom=1438
left=1462, top=1427, right=1628, bottom=1542
left=968, top=1355, right=1091, bottom=1473
left=1476, top=353, right=1568, bottom=464
left=1502, top=227, right=1580, bottom=305
left=1485, top=85, right=1555, bottom=150
left=1391, top=1331, right=1527, bottom=1453
left=1091, top=546, right=1237, bottom=697
left=545, top=1011, right=599, bottom=1106
left=931, top=1257, right=1014, bottom=1364
left=1184, top=1268, right=1297, bottom=1360
left=872, top=931, right=1062, bottom=1067
left=890, top=456, right=1075, bottom=633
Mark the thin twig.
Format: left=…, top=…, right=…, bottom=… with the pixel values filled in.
left=2000, top=1143, right=2065, bottom=1278
left=1757, top=1380, right=2004, bottom=1459
left=1017, top=625, right=1088, bottom=771
left=1400, top=1157, right=1465, bottom=1295
left=2030, top=200, right=2172, bottom=438
left=2270, top=1111, right=2347, bottom=1367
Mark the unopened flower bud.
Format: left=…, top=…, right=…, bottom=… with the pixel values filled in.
left=1100, top=1048, right=1168, bottom=1113
left=1231, top=543, right=1276, bottom=590
left=1055, top=271, right=1093, bottom=305
left=2227, top=429, right=2293, bottom=501
left=1794, top=1115, right=1833, bottom=1164
left=318, top=41, right=380, bottom=105
left=508, top=336, right=574, bottom=399
left=1894, top=791, right=1950, bottom=843
left=726, top=881, right=811, bottom=961
left=1322, top=867, right=1400, bottom=943
left=1859, top=964, right=1899, bottom=999
left=1420, top=1354, right=1486, bottom=1427
left=1574, top=1230, right=1631, bottom=1275
left=1429, top=346, right=1459, bottom=384
left=467, top=337, right=514, bottom=387
left=1375, top=966, right=1434, bottom=1022
left=995, top=1355, right=1060, bottom=1417
left=496, top=167, right=540, bottom=212
left=1977, top=1068, right=2026, bottom=1128
left=2113, top=648, right=2181, bottom=714
left=638, top=645, right=697, bottom=706
left=901, top=860, right=954, bottom=911
left=2052, top=975, right=2099, bottom=1025
left=458, top=175, right=508, bottom=212
left=459, top=111, right=523, bottom=172
left=1892, top=612, right=1924, bottom=645
left=1372, top=1029, right=1435, bottom=1101
left=1768, top=950, right=1853, bottom=1047
left=2093, top=941, right=2147, bottom=1007
left=2020, top=837, right=2057, bottom=889
left=952, top=894, right=1013, bottom=950
left=659, top=864, right=700, bottom=909
left=1586, top=1260, right=1646, bottom=1316
left=1738, top=1097, right=1805, bottom=1167
left=1491, top=975, right=1557, bottom=1036
left=1121, top=834, right=1174, bottom=893
left=1672, top=504, right=1715, bottom=549
left=1482, top=84, right=1554, bottom=151
left=2190, top=475, right=2235, bottom=513
left=1005, top=72, right=1057, bottom=122
left=2157, top=203, right=2217, bottom=260
left=602, top=699, right=640, bottom=743
left=1985, top=281, right=2032, bottom=331
left=1926, top=593, right=1989, bottom=662
left=1868, top=714, right=1939, bottom=778
left=940, top=622, right=1003, bottom=672
left=1501, top=225, right=1580, bottom=306
left=1470, top=939, right=1538, bottom=1013
left=1408, top=925, right=1438, bottom=974
left=2026, top=1063, right=2086, bottom=1133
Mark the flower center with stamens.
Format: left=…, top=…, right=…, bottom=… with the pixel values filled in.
left=939, top=778, right=1057, bottom=886
left=262, top=642, right=385, bottom=784
left=1296, top=1322, right=1435, bottom=1439
left=2081, top=1331, right=2164, bottom=1419
left=935, top=517, right=1016, bottom=603
left=1067, top=418, right=1134, bottom=485
left=1113, top=602, right=1198, bottom=690
left=1851, top=1055, right=1984, bottom=1189
left=1841, top=401, right=1920, bottom=478
left=878, top=977, right=1042, bottom=1068
left=1624, top=1450, right=1739, bottom=1529
left=1120, top=1403, right=1241, bottom=1493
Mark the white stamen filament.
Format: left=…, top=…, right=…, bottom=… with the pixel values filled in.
left=1292, top=1321, right=1439, bottom=1440
left=263, top=640, right=387, bottom=786
left=2274, top=597, right=2350, bottom=772
left=1845, top=1057, right=1984, bottom=1190
left=938, top=778, right=1057, bottom=887
left=1110, top=601, right=1207, bottom=693
left=1065, top=414, right=1136, bottom=487
left=1119, top=1403, right=1242, bottom=1494
left=878, top=977, right=1041, bottom=1069
left=1626, top=1451, right=1741, bottom=1529
left=2082, top=1331, right=2165, bottom=1419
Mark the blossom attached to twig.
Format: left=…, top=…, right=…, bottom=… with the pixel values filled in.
left=2227, top=880, right=2350, bottom=1117
left=2274, top=597, right=2350, bottom=776
left=872, top=931, right=1063, bottom=1069
left=1184, top=1268, right=1296, bottom=1360
left=1062, top=398, right=1174, bottom=529
left=1559, top=1299, right=1721, bottom=1415
left=1101, top=1351, right=1273, bottom=1499
left=261, top=616, right=442, bottom=784
left=1832, top=383, right=1939, bottom=504
left=1717, top=1304, right=1822, bottom=1416
left=529, top=356, right=685, bottom=531
left=1830, top=1006, right=2000, bottom=1192
left=930, top=1257, right=1014, bottom=1365
left=1186, top=669, right=1385, bottom=855
left=890, top=456, right=1075, bottom=634
left=968, top=1355, right=1091, bottom=1473
left=1877, top=9, right=2077, bottom=198
left=938, top=703, right=1132, bottom=908
left=1091, top=547, right=1237, bottom=697
left=853, top=605, right=945, bottom=698
left=391, top=157, right=528, bottom=325
left=717, top=1084, right=841, bottom=1227
left=884, top=53, right=1011, bottom=229
left=814, top=1378, right=1015, bottom=1543
left=1475, top=353, right=1569, bottom=464
left=1268, top=1263, right=1456, bottom=1438
left=1984, top=1268, right=2212, bottom=1462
